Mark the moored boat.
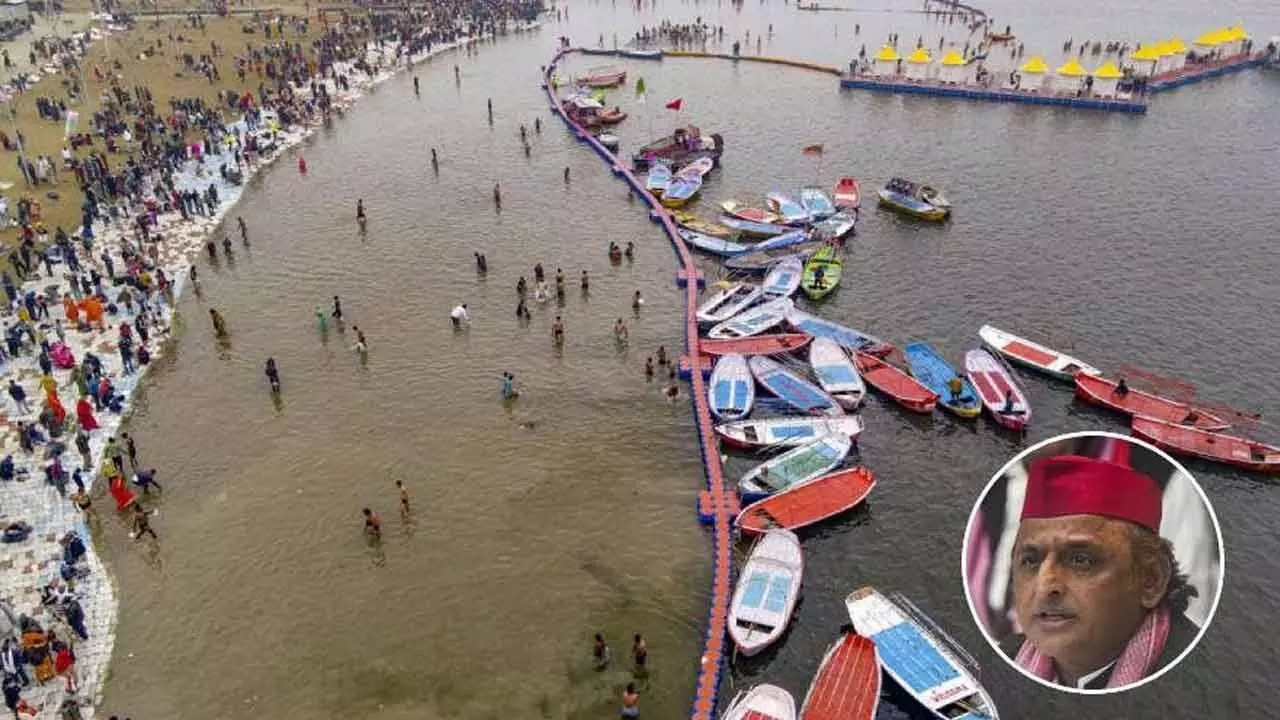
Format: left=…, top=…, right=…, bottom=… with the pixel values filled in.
left=725, top=244, right=826, bottom=273
left=798, top=631, right=882, bottom=720
left=576, top=65, right=627, bottom=87
left=877, top=178, right=949, bottom=221
left=799, top=186, right=837, bottom=220
left=709, top=353, right=755, bottom=421
left=719, top=214, right=793, bottom=237
left=679, top=228, right=751, bottom=257
left=737, top=466, right=875, bottom=535
left=721, top=199, right=780, bottom=224
left=678, top=155, right=715, bottom=179
left=786, top=306, right=894, bottom=357
left=749, top=355, right=844, bottom=417
left=707, top=297, right=795, bottom=339
left=812, top=211, right=857, bottom=241
left=696, top=282, right=763, bottom=324
left=1130, top=417, right=1280, bottom=474
left=739, top=434, right=854, bottom=499
left=903, top=343, right=981, bottom=419
left=977, top=325, right=1101, bottom=381
left=963, top=348, right=1031, bottom=430
left=809, top=337, right=865, bottom=409
left=598, top=106, right=627, bottom=124
left=762, top=257, right=804, bottom=298
left=723, top=684, right=797, bottom=720
left=661, top=173, right=702, bottom=208
left=767, top=191, right=812, bottom=225
left=752, top=229, right=818, bottom=254
left=833, top=176, right=861, bottom=209
left=632, top=125, right=723, bottom=170
left=644, top=162, right=672, bottom=196
left=618, top=48, right=664, bottom=60
left=671, top=210, right=737, bottom=238
left=701, top=333, right=812, bottom=358
left=852, top=351, right=939, bottom=413
left=1074, top=373, right=1230, bottom=430
left=728, top=529, right=804, bottom=656
left=716, top=415, right=863, bottom=450
left=801, top=244, right=842, bottom=300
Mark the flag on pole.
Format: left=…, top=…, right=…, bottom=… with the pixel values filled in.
left=665, top=98, right=683, bottom=111
left=635, top=77, right=646, bottom=104
left=802, top=143, right=824, bottom=157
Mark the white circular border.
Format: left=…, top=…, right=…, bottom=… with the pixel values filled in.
left=960, top=430, right=1227, bottom=696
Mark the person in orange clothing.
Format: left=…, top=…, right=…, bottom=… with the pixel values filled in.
left=80, top=296, right=104, bottom=330
left=38, top=373, right=57, bottom=405
left=45, top=394, right=66, bottom=426
left=108, top=473, right=137, bottom=510
left=75, top=396, right=99, bottom=431
left=62, top=294, right=79, bottom=325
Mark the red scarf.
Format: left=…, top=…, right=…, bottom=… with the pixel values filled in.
left=1015, top=606, right=1171, bottom=688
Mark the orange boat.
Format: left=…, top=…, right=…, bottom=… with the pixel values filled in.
left=1131, top=417, right=1280, bottom=474
left=1074, top=373, right=1229, bottom=430
left=700, top=333, right=811, bottom=357
left=851, top=351, right=938, bottom=414
left=799, top=632, right=881, bottom=720
left=737, top=466, right=875, bottom=535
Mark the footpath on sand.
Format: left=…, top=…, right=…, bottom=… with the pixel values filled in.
left=0, top=17, right=540, bottom=719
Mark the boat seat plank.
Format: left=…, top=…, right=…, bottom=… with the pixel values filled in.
left=872, top=623, right=959, bottom=692
left=817, top=365, right=858, bottom=384
left=740, top=571, right=770, bottom=609
left=1003, top=339, right=1057, bottom=366
left=764, top=574, right=792, bottom=613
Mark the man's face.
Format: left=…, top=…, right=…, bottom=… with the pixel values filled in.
left=1011, top=515, right=1152, bottom=676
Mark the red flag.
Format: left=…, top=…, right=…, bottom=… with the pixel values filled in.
left=665, top=98, right=683, bottom=111
left=802, top=143, right=824, bottom=157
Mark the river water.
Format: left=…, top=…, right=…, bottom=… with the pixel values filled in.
left=98, top=1, right=1279, bottom=718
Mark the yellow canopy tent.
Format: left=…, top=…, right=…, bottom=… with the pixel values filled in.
left=874, top=45, right=902, bottom=62
left=1093, top=61, right=1124, bottom=79
left=1166, top=37, right=1188, bottom=54
left=1193, top=29, right=1223, bottom=47
left=940, top=49, right=966, bottom=66
left=1056, top=58, right=1087, bottom=77
left=1131, top=44, right=1162, bottom=61
left=1019, top=56, right=1048, bottom=74
left=906, top=47, right=932, bottom=64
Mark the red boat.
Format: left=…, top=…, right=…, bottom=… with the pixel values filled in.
left=576, top=66, right=627, bottom=88
left=1131, top=418, right=1280, bottom=474
left=700, top=333, right=811, bottom=357
left=737, top=466, right=876, bottom=535
left=799, top=632, right=881, bottom=720
left=1074, top=373, right=1229, bottom=430
left=852, top=351, right=939, bottom=414
left=598, top=107, right=627, bottom=124
left=833, top=177, right=861, bottom=210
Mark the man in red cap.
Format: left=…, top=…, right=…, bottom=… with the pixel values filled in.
left=1000, top=440, right=1202, bottom=690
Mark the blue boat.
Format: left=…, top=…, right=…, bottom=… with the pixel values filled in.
left=724, top=242, right=828, bottom=273
left=747, top=355, right=843, bottom=417
left=718, top=215, right=791, bottom=237
left=761, top=257, right=803, bottom=297
left=785, top=306, right=893, bottom=356
left=750, top=229, right=815, bottom=254
left=661, top=174, right=702, bottom=207
left=645, top=162, right=672, bottom=196
left=799, top=186, right=837, bottom=219
left=902, top=342, right=982, bottom=418
left=618, top=48, right=663, bottom=60
left=709, top=353, right=755, bottom=421
left=766, top=191, right=812, bottom=225
left=738, top=434, right=853, bottom=500
left=679, top=229, right=751, bottom=257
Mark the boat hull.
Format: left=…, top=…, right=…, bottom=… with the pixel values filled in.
left=723, top=684, right=797, bottom=720
left=728, top=530, right=803, bottom=656
left=709, top=353, right=755, bottom=422
left=715, top=415, right=864, bottom=450
left=903, top=343, right=982, bottom=419
left=749, top=355, right=844, bottom=418
left=977, top=324, right=1100, bottom=381
left=798, top=632, right=882, bottom=720
left=1130, top=418, right=1280, bottom=474
left=833, top=177, right=861, bottom=209
left=700, top=333, right=812, bottom=357
left=877, top=189, right=948, bottom=221
left=852, top=351, right=939, bottom=413
left=737, top=466, right=875, bottom=534
left=964, top=348, right=1031, bottom=430
left=802, top=245, right=842, bottom=301
left=1074, top=373, right=1229, bottom=430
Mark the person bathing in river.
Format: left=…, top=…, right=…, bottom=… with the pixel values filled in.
left=356, top=199, right=366, bottom=222
left=209, top=308, right=228, bottom=338
left=632, top=291, right=644, bottom=312
left=580, top=270, right=589, bottom=291
left=332, top=295, right=343, bottom=321
left=552, top=316, right=565, bottom=344
left=475, top=252, right=488, bottom=273
left=222, top=234, right=233, bottom=256
left=362, top=508, right=381, bottom=540
left=644, top=357, right=654, bottom=378
left=205, top=238, right=217, bottom=260
left=613, top=318, right=628, bottom=342
left=624, top=242, right=634, bottom=261
left=534, top=281, right=549, bottom=303
left=534, top=263, right=545, bottom=283
left=265, top=357, right=281, bottom=392
left=450, top=303, right=470, bottom=328
left=516, top=276, right=527, bottom=296
left=501, top=372, right=518, bottom=399
left=352, top=326, right=368, bottom=353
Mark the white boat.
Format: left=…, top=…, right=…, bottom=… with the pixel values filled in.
left=696, top=282, right=763, bottom=324
left=809, top=336, right=867, bottom=409
left=761, top=256, right=804, bottom=298
left=722, top=684, right=797, bottom=720
left=845, top=587, right=999, bottom=720
left=715, top=416, right=865, bottom=449
left=728, top=530, right=804, bottom=656
left=977, top=325, right=1101, bottom=382
left=709, top=353, right=755, bottom=421
left=739, top=434, right=852, bottom=498
left=707, top=297, right=794, bottom=339
left=678, top=156, right=715, bottom=179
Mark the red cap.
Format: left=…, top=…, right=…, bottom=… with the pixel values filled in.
left=1021, top=439, right=1162, bottom=533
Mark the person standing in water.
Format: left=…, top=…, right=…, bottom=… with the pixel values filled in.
left=352, top=326, right=368, bottom=352
left=593, top=633, right=611, bottom=670
left=238, top=216, right=248, bottom=245
left=205, top=238, right=217, bottom=260
left=315, top=307, right=329, bottom=332
left=265, top=357, right=281, bottom=391
left=332, top=295, right=343, bottom=321
left=501, top=372, right=518, bottom=399
left=132, top=504, right=157, bottom=540
left=624, top=242, right=634, bottom=261
left=631, top=634, right=648, bottom=680
left=395, top=480, right=411, bottom=515
left=209, top=309, right=228, bottom=337
left=613, top=318, right=628, bottom=342
left=552, top=316, right=565, bottom=344
left=580, top=270, right=589, bottom=292
left=362, top=508, right=381, bottom=539
left=356, top=199, right=366, bottom=222
left=413, top=76, right=420, bottom=95
left=222, top=234, right=234, bottom=256
left=632, top=291, right=644, bottom=312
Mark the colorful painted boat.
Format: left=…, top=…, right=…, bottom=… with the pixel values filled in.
left=723, top=684, right=797, bottom=720
left=679, top=228, right=751, bottom=257
left=978, top=325, right=1101, bottom=381
left=749, top=355, right=843, bottom=417
left=598, top=106, right=627, bottom=124
left=631, top=125, right=722, bottom=170
left=799, top=186, right=837, bottom=220
left=707, top=297, right=794, bottom=340
left=719, top=214, right=793, bottom=237
left=812, top=211, right=857, bottom=241
left=737, top=466, right=875, bottom=535
left=722, top=199, right=779, bottom=224
left=576, top=66, right=627, bottom=87
left=833, top=177, right=861, bottom=209
left=852, top=351, right=939, bottom=413
left=661, top=173, right=702, bottom=207
left=801, top=245, right=842, bottom=300
left=809, top=337, right=866, bottom=409
left=728, top=529, right=804, bottom=656
left=725, top=244, right=826, bottom=273
left=785, top=306, right=894, bottom=357
left=673, top=211, right=737, bottom=238
left=696, top=282, right=763, bottom=324
left=752, top=229, right=818, bottom=254
left=903, top=343, right=981, bottom=419
left=846, top=587, right=999, bottom=720
left=767, top=191, right=812, bottom=225
left=739, top=434, right=853, bottom=499
left=798, top=632, right=882, bottom=720
left=1074, top=373, right=1230, bottom=430
left=709, top=353, right=755, bottom=421
left=678, top=156, right=715, bottom=179
left=1130, top=417, right=1280, bottom=474
left=877, top=178, right=949, bottom=221
left=762, top=257, right=804, bottom=298
left=716, top=415, right=864, bottom=450
left=700, top=333, right=812, bottom=358
left=964, top=348, right=1031, bottom=430
left=645, top=162, right=671, bottom=196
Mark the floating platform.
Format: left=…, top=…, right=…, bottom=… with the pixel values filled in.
left=839, top=76, right=1148, bottom=113
left=1148, top=52, right=1269, bottom=92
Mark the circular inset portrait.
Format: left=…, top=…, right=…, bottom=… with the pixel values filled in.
left=962, top=431, right=1223, bottom=694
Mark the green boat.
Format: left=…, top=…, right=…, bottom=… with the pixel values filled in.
left=801, top=245, right=842, bottom=300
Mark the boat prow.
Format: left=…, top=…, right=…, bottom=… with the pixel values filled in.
left=723, top=684, right=797, bottom=720
left=1074, top=373, right=1230, bottom=430
left=977, top=325, right=1100, bottom=381
left=963, top=348, right=1031, bottom=430
left=736, top=465, right=875, bottom=535
left=1130, top=418, right=1280, bottom=474
left=728, top=530, right=804, bottom=656
left=798, top=632, right=881, bottom=720
left=852, top=351, right=939, bottom=413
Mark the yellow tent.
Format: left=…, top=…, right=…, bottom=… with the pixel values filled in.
left=906, top=47, right=932, bottom=64
left=1193, top=29, right=1223, bottom=46
left=1019, top=56, right=1048, bottom=74
left=1225, top=25, right=1248, bottom=41
left=1152, top=40, right=1173, bottom=57
left=1166, top=37, right=1188, bottom=54
left=1131, top=44, right=1162, bottom=61
left=1056, top=58, right=1087, bottom=77
left=940, top=49, right=966, bottom=66
left=874, top=45, right=901, bottom=62
left=1093, top=61, right=1124, bottom=79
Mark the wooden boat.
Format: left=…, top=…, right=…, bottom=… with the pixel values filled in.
left=725, top=243, right=827, bottom=273
left=753, top=229, right=819, bottom=254
left=728, top=529, right=804, bottom=656
left=1074, top=373, right=1230, bottom=430
left=977, top=325, right=1101, bottom=381
left=799, top=186, right=837, bottom=220
left=833, top=177, right=861, bottom=209
left=748, top=355, right=844, bottom=417
left=723, top=684, right=797, bottom=720
left=707, top=297, right=794, bottom=339
left=964, top=349, right=1031, bottom=431
left=809, top=337, right=865, bottom=409
left=986, top=31, right=1016, bottom=43
left=696, top=282, right=763, bottom=324
left=846, top=587, right=999, bottom=720
left=739, top=434, right=853, bottom=499
left=719, top=215, right=793, bottom=237
left=598, top=106, right=627, bottom=124
left=801, top=245, right=842, bottom=300
left=762, top=257, right=804, bottom=298
left=671, top=210, right=737, bottom=238
left=903, top=343, right=982, bottom=419
left=1130, top=418, right=1280, bottom=474
left=798, top=632, right=882, bottom=720
left=767, top=191, right=812, bottom=225
left=679, top=228, right=751, bottom=257
left=737, top=466, right=875, bottom=535
left=701, top=333, right=812, bottom=358
left=632, top=125, right=722, bottom=170
left=721, top=199, right=780, bottom=224
left=661, top=173, right=702, bottom=208
left=645, top=162, right=672, bottom=196
left=562, top=94, right=607, bottom=127
left=715, top=415, right=863, bottom=450
left=579, top=47, right=616, bottom=56
left=877, top=178, right=949, bottom=221
left=596, top=132, right=620, bottom=151
left=618, top=48, right=663, bottom=60
left=678, top=156, right=715, bottom=179
left=576, top=66, right=627, bottom=87
left=812, top=211, right=857, bottom=241
left=852, top=351, right=939, bottom=413
left=785, top=306, right=894, bottom=357
left=709, top=353, right=755, bottom=421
